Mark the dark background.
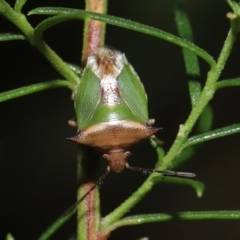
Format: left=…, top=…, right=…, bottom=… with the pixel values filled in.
left=1, top=0, right=240, bottom=239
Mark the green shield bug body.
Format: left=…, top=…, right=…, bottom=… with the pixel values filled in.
left=68, top=47, right=159, bottom=173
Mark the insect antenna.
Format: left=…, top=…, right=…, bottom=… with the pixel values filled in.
left=63, top=167, right=110, bottom=216
left=126, top=164, right=196, bottom=178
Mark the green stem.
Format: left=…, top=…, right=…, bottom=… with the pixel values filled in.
left=0, top=0, right=79, bottom=86
left=102, top=174, right=204, bottom=229
left=161, top=28, right=237, bottom=171
left=37, top=209, right=76, bottom=240
left=184, top=124, right=240, bottom=148
left=33, top=41, right=79, bottom=86
left=0, top=33, right=25, bottom=41
left=216, top=77, right=240, bottom=89
left=102, top=179, right=154, bottom=229
left=14, top=0, right=27, bottom=12
left=0, top=80, right=71, bottom=103
left=152, top=175, right=204, bottom=197
left=30, top=7, right=215, bottom=67
left=0, top=0, right=34, bottom=39
left=106, top=211, right=240, bottom=232
left=103, top=27, right=237, bottom=230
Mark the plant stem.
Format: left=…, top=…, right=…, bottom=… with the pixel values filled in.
left=0, top=0, right=79, bottom=86
left=81, top=0, right=107, bottom=65
left=0, top=80, right=71, bottom=103
left=37, top=209, right=76, bottom=240
left=30, top=8, right=215, bottom=67
left=0, top=33, right=25, bottom=41
left=184, top=124, right=240, bottom=148
left=77, top=1, right=107, bottom=240
left=102, top=179, right=154, bottom=228
left=102, top=27, right=238, bottom=230
left=161, top=28, right=237, bottom=171
left=106, top=210, right=240, bottom=232
left=216, top=77, right=240, bottom=89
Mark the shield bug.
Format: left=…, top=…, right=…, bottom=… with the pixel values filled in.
left=65, top=47, right=195, bottom=214
left=69, top=46, right=161, bottom=173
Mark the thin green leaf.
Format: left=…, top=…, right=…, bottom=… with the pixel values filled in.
left=188, top=81, right=202, bottom=106
left=5, top=233, right=15, bottom=240
left=29, top=7, right=215, bottom=67
left=0, top=33, right=25, bottom=41
left=196, top=104, right=213, bottom=133
left=37, top=209, right=76, bottom=240
left=216, top=77, right=240, bottom=89
left=0, top=80, right=71, bottom=103
left=106, top=211, right=240, bottom=231
left=174, top=0, right=201, bottom=106
left=14, top=0, right=27, bottom=12
left=184, top=124, right=240, bottom=148
left=28, top=7, right=77, bottom=15
left=151, top=175, right=204, bottom=197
